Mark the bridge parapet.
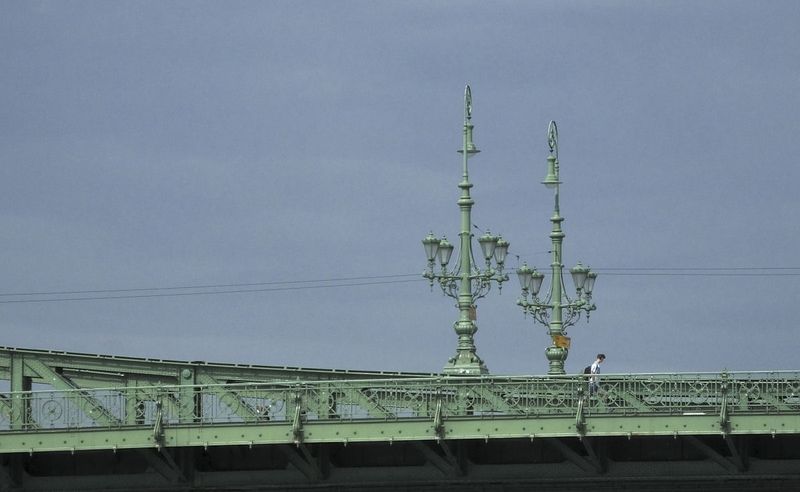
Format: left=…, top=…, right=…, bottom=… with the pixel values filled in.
left=1, top=371, right=798, bottom=454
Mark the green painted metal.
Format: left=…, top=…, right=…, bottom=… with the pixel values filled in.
left=9, top=352, right=29, bottom=431
left=516, top=121, right=597, bottom=375
left=1, top=370, right=798, bottom=455
left=422, top=85, right=509, bottom=375
left=0, top=349, right=798, bottom=490
left=0, top=346, right=436, bottom=387
left=23, top=358, right=121, bottom=428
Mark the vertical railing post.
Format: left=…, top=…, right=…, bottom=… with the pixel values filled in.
left=719, top=371, right=731, bottom=433
left=10, top=353, right=31, bottom=430
left=178, top=368, right=199, bottom=423
left=125, top=378, right=141, bottom=425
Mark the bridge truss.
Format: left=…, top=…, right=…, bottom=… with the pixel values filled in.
left=1, top=346, right=799, bottom=490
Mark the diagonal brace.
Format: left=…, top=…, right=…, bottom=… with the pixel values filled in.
left=684, top=435, right=741, bottom=473
left=413, top=441, right=462, bottom=477
left=25, top=359, right=120, bottom=427
left=545, top=437, right=601, bottom=474
left=278, top=444, right=322, bottom=480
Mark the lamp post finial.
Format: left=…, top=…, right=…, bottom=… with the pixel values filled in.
left=547, top=120, right=558, bottom=158
left=465, top=85, right=473, bottom=121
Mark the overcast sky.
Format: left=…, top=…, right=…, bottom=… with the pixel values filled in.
left=2, top=1, right=798, bottom=376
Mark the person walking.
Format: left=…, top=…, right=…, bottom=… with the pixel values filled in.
left=589, top=353, right=606, bottom=396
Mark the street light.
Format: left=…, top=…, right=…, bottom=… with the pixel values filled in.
left=422, top=85, right=509, bottom=375
left=516, top=121, right=597, bottom=375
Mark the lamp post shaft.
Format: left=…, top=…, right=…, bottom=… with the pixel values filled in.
left=546, top=163, right=567, bottom=374
left=446, top=89, right=486, bottom=375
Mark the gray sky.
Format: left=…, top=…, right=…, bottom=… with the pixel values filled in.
left=2, top=1, right=799, bottom=375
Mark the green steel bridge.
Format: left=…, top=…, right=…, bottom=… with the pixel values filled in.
left=1, top=347, right=799, bottom=490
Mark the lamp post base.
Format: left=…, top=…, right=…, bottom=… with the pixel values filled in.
left=443, top=353, right=489, bottom=375
left=545, top=345, right=567, bottom=375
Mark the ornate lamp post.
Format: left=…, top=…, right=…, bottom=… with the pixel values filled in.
left=422, top=85, right=509, bottom=375
left=516, top=121, right=597, bottom=375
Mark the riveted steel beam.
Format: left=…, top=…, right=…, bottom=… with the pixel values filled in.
left=0, top=347, right=435, bottom=385
left=0, top=412, right=799, bottom=456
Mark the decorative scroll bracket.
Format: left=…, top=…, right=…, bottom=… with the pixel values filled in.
left=292, top=393, right=304, bottom=445
left=719, top=372, right=731, bottom=435
left=576, top=389, right=587, bottom=434
left=152, top=400, right=164, bottom=450
left=433, top=398, right=445, bottom=441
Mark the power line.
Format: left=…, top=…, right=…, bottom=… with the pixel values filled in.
left=0, top=268, right=798, bottom=305
left=0, top=274, right=420, bottom=297
left=596, top=267, right=800, bottom=277
left=603, top=272, right=800, bottom=277
left=599, top=272, right=800, bottom=276
left=595, top=267, right=800, bottom=271
left=0, top=278, right=424, bottom=304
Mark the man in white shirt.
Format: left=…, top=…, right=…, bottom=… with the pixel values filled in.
left=589, top=353, right=606, bottom=396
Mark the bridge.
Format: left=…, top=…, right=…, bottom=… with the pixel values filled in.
left=1, top=346, right=799, bottom=490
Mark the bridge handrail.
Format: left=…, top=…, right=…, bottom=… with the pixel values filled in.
left=1, top=371, right=798, bottom=432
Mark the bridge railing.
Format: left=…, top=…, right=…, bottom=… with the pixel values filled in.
left=0, top=372, right=798, bottom=432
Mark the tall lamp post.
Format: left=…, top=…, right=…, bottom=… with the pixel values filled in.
left=422, top=85, right=509, bottom=375
left=516, top=121, right=597, bottom=375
